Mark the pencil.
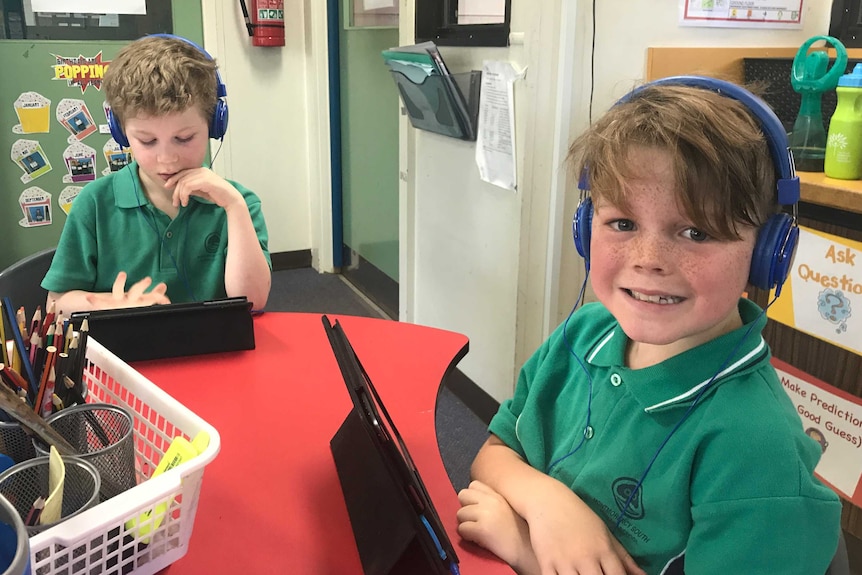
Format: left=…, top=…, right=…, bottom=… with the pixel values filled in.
left=0, top=302, right=8, bottom=366
left=0, top=364, right=30, bottom=396
left=16, top=307, right=27, bottom=340
left=2, top=297, right=37, bottom=403
left=33, top=345, right=57, bottom=416
left=40, top=300, right=55, bottom=339
left=39, top=365, right=56, bottom=418
left=29, top=306, right=41, bottom=344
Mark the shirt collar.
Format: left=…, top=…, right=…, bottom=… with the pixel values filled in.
left=585, top=298, right=769, bottom=413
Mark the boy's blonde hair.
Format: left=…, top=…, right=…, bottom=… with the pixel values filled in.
left=568, top=83, right=778, bottom=241
left=104, top=35, right=218, bottom=128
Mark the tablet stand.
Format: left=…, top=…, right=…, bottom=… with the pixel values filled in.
left=330, top=409, right=445, bottom=575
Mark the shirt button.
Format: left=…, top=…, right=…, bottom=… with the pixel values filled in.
left=166, top=231, right=173, bottom=239
left=584, top=426, right=594, bottom=439
left=611, top=373, right=622, bottom=387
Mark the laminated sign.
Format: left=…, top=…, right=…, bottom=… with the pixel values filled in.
left=767, top=226, right=861, bottom=356
left=774, top=358, right=862, bottom=506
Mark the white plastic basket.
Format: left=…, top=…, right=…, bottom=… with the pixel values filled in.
left=26, top=338, right=221, bottom=575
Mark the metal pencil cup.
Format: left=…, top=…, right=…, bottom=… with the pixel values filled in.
left=0, top=421, right=36, bottom=465
left=0, top=493, right=31, bottom=575
left=0, top=456, right=100, bottom=537
left=34, top=404, right=135, bottom=501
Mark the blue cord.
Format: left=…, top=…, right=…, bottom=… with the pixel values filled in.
left=547, top=268, right=593, bottom=474
left=613, top=296, right=778, bottom=529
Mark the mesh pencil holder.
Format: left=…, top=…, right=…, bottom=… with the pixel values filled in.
left=0, top=493, right=30, bottom=575
left=0, top=421, right=36, bottom=465
left=0, top=456, right=99, bottom=537
left=33, top=403, right=135, bottom=501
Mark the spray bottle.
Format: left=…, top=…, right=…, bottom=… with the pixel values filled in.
left=789, top=35, right=847, bottom=172
left=825, top=63, right=862, bottom=179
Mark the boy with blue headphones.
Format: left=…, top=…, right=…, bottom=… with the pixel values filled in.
left=42, top=35, right=271, bottom=312
left=457, top=78, right=841, bottom=574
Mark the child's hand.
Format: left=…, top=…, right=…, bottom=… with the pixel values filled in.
left=85, top=271, right=171, bottom=310
left=165, top=167, right=244, bottom=211
left=457, top=480, right=538, bottom=573
left=525, top=482, right=645, bottom=575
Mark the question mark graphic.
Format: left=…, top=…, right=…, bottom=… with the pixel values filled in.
left=824, top=293, right=842, bottom=321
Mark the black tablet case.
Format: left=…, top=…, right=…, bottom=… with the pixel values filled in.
left=69, top=297, right=255, bottom=362
left=323, top=315, right=458, bottom=575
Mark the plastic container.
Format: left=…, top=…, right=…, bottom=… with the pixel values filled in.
left=26, top=339, right=220, bottom=575
left=0, top=493, right=30, bottom=575
left=825, top=63, right=862, bottom=179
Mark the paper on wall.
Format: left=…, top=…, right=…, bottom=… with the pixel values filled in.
left=475, top=60, right=526, bottom=192
left=31, top=0, right=146, bottom=14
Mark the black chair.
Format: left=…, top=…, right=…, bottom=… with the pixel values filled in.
left=0, top=247, right=56, bottom=318
left=827, top=529, right=850, bottom=575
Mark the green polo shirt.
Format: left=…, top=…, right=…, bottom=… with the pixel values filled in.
left=42, top=162, right=270, bottom=305
left=490, top=299, right=841, bottom=574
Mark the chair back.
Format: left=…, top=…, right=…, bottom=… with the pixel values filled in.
left=826, top=529, right=850, bottom=575
left=0, top=248, right=56, bottom=319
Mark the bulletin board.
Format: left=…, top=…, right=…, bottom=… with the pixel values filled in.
left=0, top=3, right=203, bottom=271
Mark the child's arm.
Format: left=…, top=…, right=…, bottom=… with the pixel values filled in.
left=467, top=434, right=644, bottom=575
left=48, top=272, right=170, bottom=313
left=457, top=479, right=540, bottom=574
left=167, top=169, right=271, bottom=309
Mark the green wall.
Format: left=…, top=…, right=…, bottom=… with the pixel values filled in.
left=0, top=4, right=203, bottom=271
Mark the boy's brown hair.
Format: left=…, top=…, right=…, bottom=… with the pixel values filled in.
left=568, top=83, right=778, bottom=241
left=104, top=35, right=218, bottom=127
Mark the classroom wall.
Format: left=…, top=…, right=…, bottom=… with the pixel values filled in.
left=400, top=1, right=836, bottom=403
left=192, top=1, right=835, bottom=404
left=398, top=0, right=565, bottom=402
left=198, top=1, right=331, bottom=268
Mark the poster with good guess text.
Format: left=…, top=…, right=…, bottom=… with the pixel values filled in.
left=775, top=358, right=862, bottom=506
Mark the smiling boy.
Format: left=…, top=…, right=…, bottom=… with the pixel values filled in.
left=456, top=79, right=841, bottom=574
left=42, top=35, right=271, bottom=312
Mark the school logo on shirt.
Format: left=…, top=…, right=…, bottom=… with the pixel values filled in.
left=612, top=477, right=644, bottom=520
left=204, top=232, right=221, bottom=254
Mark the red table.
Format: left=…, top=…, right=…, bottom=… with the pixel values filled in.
left=131, top=312, right=512, bottom=574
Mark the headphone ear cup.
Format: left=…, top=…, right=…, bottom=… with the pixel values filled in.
left=107, top=108, right=129, bottom=148
left=573, top=198, right=593, bottom=267
left=210, top=99, right=229, bottom=140
left=750, top=213, right=797, bottom=292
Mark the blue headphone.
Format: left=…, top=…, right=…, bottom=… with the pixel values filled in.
left=572, top=76, right=799, bottom=295
left=107, top=34, right=229, bottom=147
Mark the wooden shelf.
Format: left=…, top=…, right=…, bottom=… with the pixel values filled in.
left=798, top=171, right=862, bottom=215
left=645, top=47, right=862, bottom=216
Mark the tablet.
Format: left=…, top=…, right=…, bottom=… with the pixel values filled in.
left=69, top=297, right=255, bottom=362
left=323, top=315, right=459, bottom=575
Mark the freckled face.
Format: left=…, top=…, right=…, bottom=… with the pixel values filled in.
left=588, top=147, right=756, bottom=359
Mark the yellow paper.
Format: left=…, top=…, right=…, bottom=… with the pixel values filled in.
left=41, top=445, right=65, bottom=524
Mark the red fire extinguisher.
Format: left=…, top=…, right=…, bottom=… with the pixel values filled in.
left=239, top=0, right=285, bottom=47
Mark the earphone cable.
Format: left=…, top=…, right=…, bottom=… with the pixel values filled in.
left=547, top=265, right=593, bottom=473
left=613, top=293, right=780, bottom=530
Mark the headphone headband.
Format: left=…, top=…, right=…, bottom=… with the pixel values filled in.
left=107, top=33, right=229, bottom=145
left=620, top=76, right=799, bottom=205
left=573, top=75, right=799, bottom=295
